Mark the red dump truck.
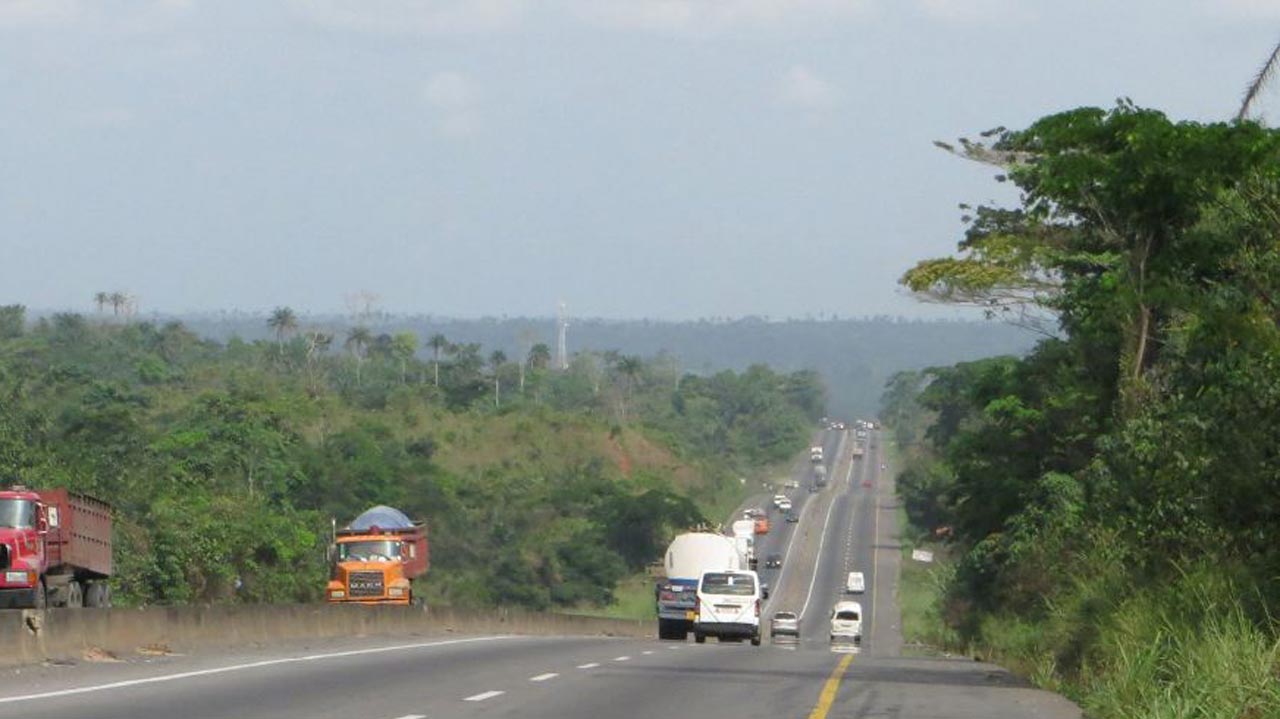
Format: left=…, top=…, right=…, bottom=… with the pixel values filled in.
left=326, top=506, right=428, bottom=605
left=0, top=487, right=113, bottom=609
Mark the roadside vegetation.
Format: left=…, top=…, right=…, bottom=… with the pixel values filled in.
left=0, top=310, right=822, bottom=610
left=883, top=101, right=1280, bottom=718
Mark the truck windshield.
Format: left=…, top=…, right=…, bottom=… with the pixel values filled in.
left=0, top=499, right=35, bottom=529
left=338, top=540, right=401, bottom=562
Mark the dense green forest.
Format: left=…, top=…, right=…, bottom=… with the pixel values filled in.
left=151, top=313, right=1035, bottom=421
left=886, top=103, right=1280, bottom=717
left=0, top=306, right=823, bottom=609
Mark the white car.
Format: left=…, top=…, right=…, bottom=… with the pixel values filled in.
left=778, top=499, right=793, bottom=512
left=694, top=570, right=762, bottom=646
left=830, top=600, right=863, bottom=643
left=846, top=571, right=865, bottom=594
left=772, top=494, right=788, bottom=509
left=770, top=610, right=799, bottom=638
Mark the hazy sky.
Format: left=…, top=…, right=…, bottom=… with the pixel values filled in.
left=2, top=1, right=1277, bottom=319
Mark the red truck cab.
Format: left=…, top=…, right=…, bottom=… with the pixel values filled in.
left=0, top=487, right=112, bottom=609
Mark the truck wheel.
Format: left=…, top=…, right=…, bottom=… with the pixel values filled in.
left=65, top=581, right=83, bottom=609
left=85, top=582, right=110, bottom=608
left=694, top=632, right=706, bottom=644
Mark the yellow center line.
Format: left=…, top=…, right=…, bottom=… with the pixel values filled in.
left=806, top=654, right=854, bottom=719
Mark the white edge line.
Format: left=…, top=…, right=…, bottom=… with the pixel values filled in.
left=798, top=460, right=848, bottom=622
left=765, top=431, right=843, bottom=615
left=393, top=715, right=427, bottom=719
left=0, top=636, right=517, bottom=705
left=464, top=690, right=505, bottom=702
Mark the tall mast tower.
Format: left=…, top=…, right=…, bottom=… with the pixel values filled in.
left=556, top=301, right=569, bottom=370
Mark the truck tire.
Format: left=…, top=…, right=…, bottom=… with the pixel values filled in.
left=64, top=580, right=83, bottom=608
left=85, top=582, right=110, bottom=608
left=694, top=632, right=706, bottom=644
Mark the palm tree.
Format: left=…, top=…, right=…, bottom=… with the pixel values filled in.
left=345, top=326, right=372, bottom=385
left=267, top=306, right=298, bottom=351
left=427, top=333, right=449, bottom=387
left=391, top=332, right=418, bottom=385
left=93, top=292, right=109, bottom=315
left=616, top=355, right=644, bottom=421
left=527, top=343, right=552, bottom=370
left=108, top=292, right=127, bottom=317
left=1238, top=39, right=1280, bottom=121
left=489, top=350, right=507, bottom=407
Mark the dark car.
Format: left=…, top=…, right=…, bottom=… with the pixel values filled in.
left=785, top=511, right=799, bottom=523
left=765, top=553, right=783, bottom=568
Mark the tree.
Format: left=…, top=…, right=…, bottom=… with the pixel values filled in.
left=390, top=332, right=418, bottom=385
left=427, top=333, right=449, bottom=387
left=108, top=292, right=127, bottom=317
left=267, top=307, right=298, bottom=352
left=489, top=350, right=507, bottom=407
left=345, top=326, right=372, bottom=386
left=527, top=343, right=552, bottom=371
left=93, top=292, right=109, bottom=315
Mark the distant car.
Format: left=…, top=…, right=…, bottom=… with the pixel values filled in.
left=770, top=610, right=799, bottom=638
left=772, top=494, right=788, bottom=509
left=764, top=552, right=783, bottom=568
left=754, top=517, right=770, bottom=535
left=830, top=601, right=863, bottom=643
left=846, top=571, right=866, bottom=594
left=784, top=480, right=799, bottom=489
left=785, top=511, right=799, bottom=523
left=808, top=485, right=819, bottom=493
left=777, top=499, right=793, bottom=512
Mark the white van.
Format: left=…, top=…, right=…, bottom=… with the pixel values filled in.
left=845, top=571, right=865, bottom=594
left=830, top=600, right=863, bottom=643
left=694, top=570, right=762, bottom=646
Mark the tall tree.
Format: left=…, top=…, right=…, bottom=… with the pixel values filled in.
left=489, top=350, right=507, bottom=407
left=93, top=292, right=109, bottom=315
left=427, top=333, right=449, bottom=387
left=345, top=326, right=372, bottom=386
left=267, top=306, right=298, bottom=351
left=390, top=332, right=418, bottom=385
left=108, top=291, right=127, bottom=317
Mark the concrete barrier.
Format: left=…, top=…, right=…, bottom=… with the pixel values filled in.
left=0, top=604, right=651, bottom=668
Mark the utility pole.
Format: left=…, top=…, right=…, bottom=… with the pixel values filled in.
left=556, top=301, right=569, bottom=371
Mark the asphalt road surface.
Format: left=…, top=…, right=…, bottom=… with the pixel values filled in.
left=0, top=429, right=1081, bottom=719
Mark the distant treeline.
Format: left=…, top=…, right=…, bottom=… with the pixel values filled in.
left=92, top=312, right=1037, bottom=420
left=0, top=305, right=822, bottom=609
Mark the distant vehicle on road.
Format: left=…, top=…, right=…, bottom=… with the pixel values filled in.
left=830, top=601, right=863, bottom=643
left=846, top=571, right=866, bottom=594
left=770, top=610, right=799, bottom=638
left=771, top=494, right=788, bottom=509
left=656, top=532, right=741, bottom=640
left=743, top=508, right=764, bottom=518
left=753, top=516, right=770, bottom=535
left=695, top=570, right=762, bottom=646
left=764, top=552, right=783, bottom=568
left=810, top=446, right=824, bottom=462
left=777, top=498, right=792, bottom=512
left=327, top=505, right=429, bottom=606
left=813, top=464, right=828, bottom=487
left=784, top=479, right=800, bottom=489
left=785, top=511, right=800, bottom=523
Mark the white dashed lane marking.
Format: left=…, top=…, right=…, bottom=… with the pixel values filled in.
left=577, top=662, right=600, bottom=669
left=529, top=673, right=559, bottom=682
left=464, top=691, right=504, bottom=702
left=614, top=656, right=631, bottom=662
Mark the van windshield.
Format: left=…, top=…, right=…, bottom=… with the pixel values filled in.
left=836, top=610, right=860, bottom=621
left=701, top=573, right=755, bottom=596
left=338, top=540, right=401, bottom=562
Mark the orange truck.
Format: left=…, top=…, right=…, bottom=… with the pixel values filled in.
left=326, top=506, right=429, bottom=605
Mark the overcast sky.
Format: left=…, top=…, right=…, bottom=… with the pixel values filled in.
left=2, top=1, right=1277, bottom=319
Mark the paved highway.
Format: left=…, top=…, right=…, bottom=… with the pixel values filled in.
left=0, top=429, right=1081, bottom=719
